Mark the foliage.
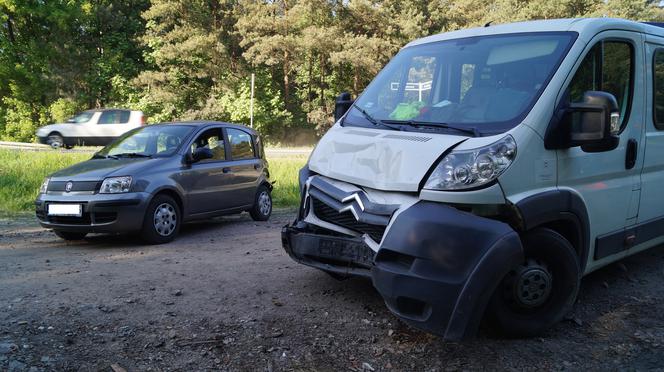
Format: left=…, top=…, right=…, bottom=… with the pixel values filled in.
left=1, top=0, right=664, bottom=143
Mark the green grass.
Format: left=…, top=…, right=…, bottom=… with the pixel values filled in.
left=0, top=148, right=306, bottom=214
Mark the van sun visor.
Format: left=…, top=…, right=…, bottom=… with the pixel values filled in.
left=487, top=40, right=559, bottom=65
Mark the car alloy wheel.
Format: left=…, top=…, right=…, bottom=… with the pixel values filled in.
left=258, top=190, right=272, bottom=216
left=153, top=202, right=177, bottom=237
left=48, top=134, right=64, bottom=149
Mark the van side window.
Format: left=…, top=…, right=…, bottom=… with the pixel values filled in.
left=227, top=128, right=255, bottom=159
left=569, top=41, right=633, bottom=128
left=653, top=49, right=664, bottom=129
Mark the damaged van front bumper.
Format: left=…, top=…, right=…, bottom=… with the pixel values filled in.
left=282, top=178, right=523, bottom=340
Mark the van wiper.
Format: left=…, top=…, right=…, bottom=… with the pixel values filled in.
left=352, top=105, right=400, bottom=131
left=114, top=152, right=152, bottom=158
left=381, top=119, right=480, bottom=137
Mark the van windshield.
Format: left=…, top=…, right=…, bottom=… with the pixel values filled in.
left=344, top=32, right=576, bottom=136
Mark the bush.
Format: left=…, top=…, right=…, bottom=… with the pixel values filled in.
left=49, top=98, right=84, bottom=123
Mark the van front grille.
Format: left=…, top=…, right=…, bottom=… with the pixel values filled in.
left=312, top=198, right=387, bottom=243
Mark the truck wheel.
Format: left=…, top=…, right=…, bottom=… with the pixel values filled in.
left=54, top=231, right=87, bottom=241
left=47, top=133, right=64, bottom=149
left=140, top=194, right=181, bottom=244
left=487, top=228, right=580, bottom=337
left=249, top=185, right=272, bottom=221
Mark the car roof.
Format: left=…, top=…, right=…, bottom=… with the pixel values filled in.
left=405, top=18, right=664, bottom=48
left=157, top=121, right=258, bottom=135
left=83, top=108, right=140, bottom=112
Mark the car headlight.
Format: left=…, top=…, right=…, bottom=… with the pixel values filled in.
left=99, top=176, right=132, bottom=194
left=39, top=178, right=50, bottom=194
left=424, top=135, right=516, bottom=191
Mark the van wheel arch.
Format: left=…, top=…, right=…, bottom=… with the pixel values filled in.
left=514, top=190, right=590, bottom=272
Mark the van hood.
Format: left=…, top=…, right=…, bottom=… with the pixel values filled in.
left=50, top=158, right=156, bottom=181
left=308, top=125, right=467, bottom=192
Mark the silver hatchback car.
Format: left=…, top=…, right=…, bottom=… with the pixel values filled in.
left=35, top=121, right=272, bottom=244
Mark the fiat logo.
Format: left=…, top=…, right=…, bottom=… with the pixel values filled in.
left=65, top=182, right=73, bottom=193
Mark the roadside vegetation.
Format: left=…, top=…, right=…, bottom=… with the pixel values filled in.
left=0, top=149, right=305, bottom=215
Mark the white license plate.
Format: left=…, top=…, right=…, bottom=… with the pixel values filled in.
left=47, top=204, right=83, bottom=217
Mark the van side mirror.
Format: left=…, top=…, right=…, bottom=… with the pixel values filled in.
left=186, top=147, right=214, bottom=163
left=545, top=91, right=620, bottom=152
left=334, top=92, right=354, bottom=122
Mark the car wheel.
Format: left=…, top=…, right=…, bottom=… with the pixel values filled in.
left=54, top=231, right=87, bottom=241
left=47, top=133, right=64, bottom=149
left=249, top=185, right=272, bottom=221
left=487, top=228, right=580, bottom=337
left=140, top=194, right=181, bottom=244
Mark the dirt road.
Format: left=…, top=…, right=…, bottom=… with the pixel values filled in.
left=1, top=212, right=663, bottom=371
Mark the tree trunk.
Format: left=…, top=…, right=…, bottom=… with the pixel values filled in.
left=5, top=10, right=16, bottom=44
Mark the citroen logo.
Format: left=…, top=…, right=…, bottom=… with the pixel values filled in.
left=65, top=181, right=73, bottom=193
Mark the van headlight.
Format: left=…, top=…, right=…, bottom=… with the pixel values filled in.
left=99, top=176, right=132, bottom=194
left=424, top=135, right=516, bottom=191
left=39, top=178, right=50, bottom=194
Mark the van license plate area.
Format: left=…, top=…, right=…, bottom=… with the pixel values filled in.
left=48, top=204, right=83, bottom=217
left=318, top=238, right=375, bottom=266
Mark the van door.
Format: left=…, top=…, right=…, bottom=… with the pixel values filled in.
left=556, top=31, right=645, bottom=270
left=635, top=38, right=664, bottom=250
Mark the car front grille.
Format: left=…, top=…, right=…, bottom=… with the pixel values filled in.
left=311, top=197, right=388, bottom=243
left=48, top=181, right=100, bottom=192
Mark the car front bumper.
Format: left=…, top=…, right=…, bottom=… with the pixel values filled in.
left=35, top=192, right=152, bottom=234
left=282, top=200, right=523, bottom=341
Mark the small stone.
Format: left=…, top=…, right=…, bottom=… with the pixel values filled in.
left=362, top=319, right=371, bottom=325
left=387, top=330, right=394, bottom=337
left=172, top=289, right=183, bottom=296
left=0, top=341, right=18, bottom=354
left=362, top=362, right=375, bottom=371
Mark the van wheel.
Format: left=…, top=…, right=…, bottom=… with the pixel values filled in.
left=249, top=185, right=272, bottom=221
left=140, top=194, right=181, bottom=244
left=47, top=133, right=64, bottom=149
left=487, top=228, right=580, bottom=337
left=54, top=231, right=87, bottom=241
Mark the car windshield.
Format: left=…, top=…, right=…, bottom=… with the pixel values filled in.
left=345, top=32, right=576, bottom=136
left=66, top=111, right=95, bottom=123
left=96, top=125, right=194, bottom=158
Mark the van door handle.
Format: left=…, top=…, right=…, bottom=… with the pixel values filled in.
left=222, top=167, right=231, bottom=173
left=625, top=139, right=637, bottom=170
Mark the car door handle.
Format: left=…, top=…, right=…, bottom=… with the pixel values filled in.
left=222, top=167, right=231, bottom=173
left=625, top=138, right=637, bottom=170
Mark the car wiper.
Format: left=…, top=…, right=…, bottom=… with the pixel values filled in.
left=113, top=152, right=152, bottom=158
left=381, top=119, right=480, bottom=137
left=352, top=105, right=400, bottom=131
left=92, top=153, right=118, bottom=159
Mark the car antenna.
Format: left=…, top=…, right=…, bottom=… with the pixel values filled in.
left=484, top=20, right=493, bottom=27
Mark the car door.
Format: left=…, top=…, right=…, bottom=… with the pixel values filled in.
left=177, top=127, right=237, bottom=215
left=224, top=127, right=263, bottom=208
left=634, top=37, right=664, bottom=252
left=556, top=31, right=645, bottom=270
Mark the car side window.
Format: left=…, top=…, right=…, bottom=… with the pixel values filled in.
left=568, top=40, right=633, bottom=129
left=190, top=128, right=225, bottom=162
left=227, top=128, right=255, bottom=160
left=98, top=110, right=130, bottom=124
left=653, top=49, right=664, bottom=129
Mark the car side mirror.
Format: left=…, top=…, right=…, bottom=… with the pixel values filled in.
left=334, top=92, right=354, bottom=122
left=557, top=91, right=620, bottom=153
left=187, top=147, right=214, bottom=163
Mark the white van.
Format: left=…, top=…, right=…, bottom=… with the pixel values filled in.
left=36, top=109, right=145, bottom=149
left=282, top=18, right=664, bottom=340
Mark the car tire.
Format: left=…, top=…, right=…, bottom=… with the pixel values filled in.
left=47, top=133, right=64, bottom=149
left=140, top=194, right=181, bottom=244
left=487, top=228, right=580, bottom=337
left=54, top=230, right=87, bottom=241
left=249, top=185, right=272, bottom=221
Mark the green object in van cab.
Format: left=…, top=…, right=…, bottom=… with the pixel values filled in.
left=389, top=101, right=425, bottom=120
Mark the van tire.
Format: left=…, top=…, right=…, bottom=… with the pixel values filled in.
left=487, top=228, right=580, bottom=337
left=140, top=194, right=181, bottom=244
left=54, top=231, right=87, bottom=241
left=249, top=185, right=272, bottom=221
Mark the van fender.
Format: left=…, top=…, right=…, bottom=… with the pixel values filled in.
left=513, top=189, right=590, bottom=271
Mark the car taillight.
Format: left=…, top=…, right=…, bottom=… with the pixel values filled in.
left=140, top=115, right=146, bottom=126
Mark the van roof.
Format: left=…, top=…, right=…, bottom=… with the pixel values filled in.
left=406, top=18, right=664, bottom=48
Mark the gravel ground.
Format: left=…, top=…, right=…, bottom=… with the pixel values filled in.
left=1, top=212, right=663, bottom=371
